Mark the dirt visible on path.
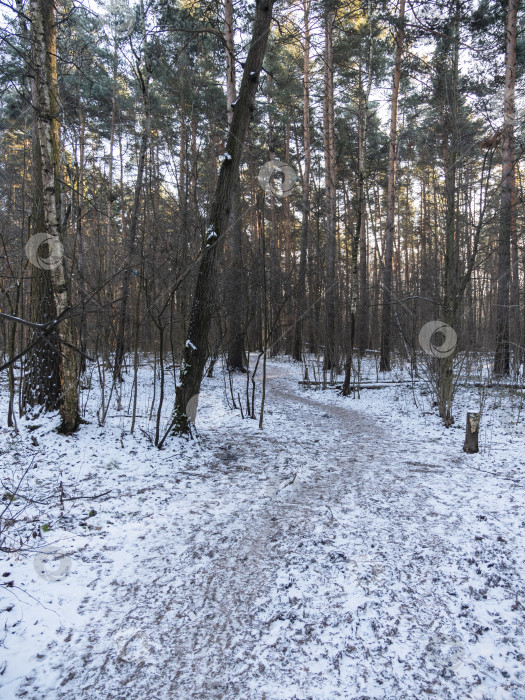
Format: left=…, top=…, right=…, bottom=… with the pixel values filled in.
left=14, top=363, right=524, bottom=700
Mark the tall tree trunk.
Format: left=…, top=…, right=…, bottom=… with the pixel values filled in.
left=323, top=8, right=337, bottom=371
left=17, top=0, right=60, bottom=411
left=356, top=155, right=369, bottom=354
left=107, top=41, right=118, bottom=282
left=225, top=0, right=247, bottom=371
left=283, top=114, right=293, bottom=355
left=354, top=47, right=371, bottom=353
left=22, top=117, right=61, bottom=411
left=30, top=0, right=79, bottom=432
left=435, top=0, right=490, bottom=425
left=438, top=2, right=460, bottom=427
left=343, top=76, right=365, bottom=396
left=113, top=1, right=151, bottom=380
left=510, top=184, right=520, bottom=369
left=168, top=0, right=277, bottom=438
left=494, top=0, right=517, bottom=376
left=380, top=0, right=405, bottom=372
left=293, top=0, right=311, bottom=363
left=357, top=2, right=373, bottom=355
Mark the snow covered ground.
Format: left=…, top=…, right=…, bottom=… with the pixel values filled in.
left=0, top=355, right=524, bottom=699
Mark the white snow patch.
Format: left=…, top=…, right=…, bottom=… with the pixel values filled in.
left=0, top=355, right=524, bottom=699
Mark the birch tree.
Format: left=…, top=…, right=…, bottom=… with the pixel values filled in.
left=30, top=0, right=79, bottom=432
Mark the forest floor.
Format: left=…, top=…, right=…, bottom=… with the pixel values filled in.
left=0, top=355, right=524, bottom=699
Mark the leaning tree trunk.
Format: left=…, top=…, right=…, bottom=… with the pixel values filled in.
left=494, top=0, right=517, bottom=377
left=31, top=0, right=79, bottom=432
left=380, top=0, right=405, bottom=373
left=169, top=0, right=277, bottom=437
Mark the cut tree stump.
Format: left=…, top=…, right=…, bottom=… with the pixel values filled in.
left=463, top=412, right=480, bottom=453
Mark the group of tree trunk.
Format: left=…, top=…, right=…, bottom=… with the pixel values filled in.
left=0, top=0, right=523, bottom=438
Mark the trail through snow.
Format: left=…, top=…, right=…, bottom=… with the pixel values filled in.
left=1, top=359, right=524, bottom=699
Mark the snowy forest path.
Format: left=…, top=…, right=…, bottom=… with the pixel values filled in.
left=14, top=361, right=525, bottom=700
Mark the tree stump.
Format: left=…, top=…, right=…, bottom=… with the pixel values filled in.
left=463, top=412, right=480, bottom=453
